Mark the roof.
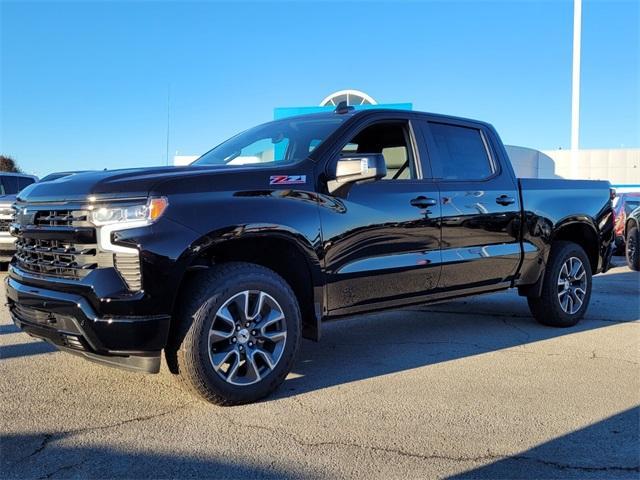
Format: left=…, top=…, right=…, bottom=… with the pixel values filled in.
left=272, top=108, right=493, bottom=130
left=0, top=171, right=38, bottom=178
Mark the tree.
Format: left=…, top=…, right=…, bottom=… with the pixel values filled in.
left=0, top=155, right=21, bottom=173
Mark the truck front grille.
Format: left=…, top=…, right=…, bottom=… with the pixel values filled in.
left=0, top=218, right=11, bottom=232
left=12, top=206, right=109, bottom=280
left=13, top=203, right=142, bottom=290
left=15, top=238, right=99, bottom=278
left=34, top=210, right=88, bottom=227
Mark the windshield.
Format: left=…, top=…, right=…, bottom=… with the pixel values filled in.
left=194, top=116, right=346, bottom=167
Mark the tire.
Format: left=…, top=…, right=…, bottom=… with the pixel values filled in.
left=527, top=241, right=592, bottom=327
left=626, top=226, right=640, bottom=271
left=166, top=262, right=301, bottom=405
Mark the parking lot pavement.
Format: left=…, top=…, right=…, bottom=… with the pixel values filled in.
left=1, top=261, right=638, bottom=480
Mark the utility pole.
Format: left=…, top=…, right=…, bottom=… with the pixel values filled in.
left=571, top=0, right=582, bottom=178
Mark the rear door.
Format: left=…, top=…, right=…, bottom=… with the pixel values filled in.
left=419, top=119, right=522, bottom=291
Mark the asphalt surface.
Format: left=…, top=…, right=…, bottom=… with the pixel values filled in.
left=1, top=260, right=639, bottom=479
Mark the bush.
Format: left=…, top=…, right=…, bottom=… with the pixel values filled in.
left=0, top=155, right=21, bottom=173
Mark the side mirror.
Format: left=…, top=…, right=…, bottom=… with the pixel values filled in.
left=328, top=153, right=387, bottom=194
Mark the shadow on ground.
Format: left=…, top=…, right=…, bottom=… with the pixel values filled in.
left=1, top=270, right=638, bottom=400
left=279, top=269, right=639, bottom=398
left=448, top=406, right=640, bottom=479
left=0, top=340, right=56, bottom=359
left=0, top=431, right=318, bottom=479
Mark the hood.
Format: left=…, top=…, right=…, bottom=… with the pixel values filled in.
left=17, top=165, right=238, bottom=203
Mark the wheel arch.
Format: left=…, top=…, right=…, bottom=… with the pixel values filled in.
left=519, top=217, right=600, bottom=299
left=175, top=226, right=324, bottom=342
left=551, top=217, right=600, bottom=272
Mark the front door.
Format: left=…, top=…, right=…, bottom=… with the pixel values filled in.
left=319, top=118, right=442, bottom=314
left=419, top=119, right=521, bottom=291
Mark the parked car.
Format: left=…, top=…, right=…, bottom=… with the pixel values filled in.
left=6, top=106, right=615, bottom=405
left=613, top=192, right=640, bottom=253
left=625, top=206, right=639, bottom=270
left=0, top=172, right=38, bottom=261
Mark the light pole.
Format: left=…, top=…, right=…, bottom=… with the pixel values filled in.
left=571, top=0, right=582, bottom=178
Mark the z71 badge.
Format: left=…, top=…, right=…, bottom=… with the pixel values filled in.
left=269, top=175, right=307, bottom=185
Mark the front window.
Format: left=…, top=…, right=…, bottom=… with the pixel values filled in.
left=194, top=116, right=346, bottom=167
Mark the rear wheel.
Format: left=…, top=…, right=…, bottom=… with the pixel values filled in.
left=166, top=262, right=301, bottom=405
left=626, top=226, right=640, bottom=271
left=527, top=241, right=592, bottom=327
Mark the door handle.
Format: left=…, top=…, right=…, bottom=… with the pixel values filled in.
left=410, top=196, right=438, bottom=208
left=496, top=194, right=516, bottom=206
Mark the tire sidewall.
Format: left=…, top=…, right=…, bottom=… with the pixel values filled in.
left=181, top=266, right=301, bottom=404
left=542, top=243, right=593, bottom=326
left=626, top=226, right=640, bottom=271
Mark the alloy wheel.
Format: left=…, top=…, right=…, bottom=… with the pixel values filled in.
left=557, top=257, right=587, bottom=315
left=208, top=290, right=287, bottom=386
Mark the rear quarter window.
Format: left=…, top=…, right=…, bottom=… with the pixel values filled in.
left=18, top=177, right=35, bottom=190
left=429, top=123, right=494, bottom=181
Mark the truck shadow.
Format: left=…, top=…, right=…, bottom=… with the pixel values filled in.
left=447, top=406, right=639, bottom=478
left=279, top=269, right=639, bottom=399
left=0, top=323, right=20, bottom=335
left=0, top=340, right=56, bottom=360
left=0, top=432, right=316, bottom=479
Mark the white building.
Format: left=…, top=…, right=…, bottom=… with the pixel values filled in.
left=506, top=146, right=640, bottom=185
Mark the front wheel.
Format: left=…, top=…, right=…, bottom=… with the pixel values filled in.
left=166, top=262, right=301, bottom=405
left=528, top=241, right=592, bottom=327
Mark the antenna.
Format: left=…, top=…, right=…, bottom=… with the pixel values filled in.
left=334, top=101, right=354, bottom=114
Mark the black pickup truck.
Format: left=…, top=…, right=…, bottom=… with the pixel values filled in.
left=6, top=106, right=614, bottom=405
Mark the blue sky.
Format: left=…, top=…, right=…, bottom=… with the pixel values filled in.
left=1, top=0, right=638, bottom=177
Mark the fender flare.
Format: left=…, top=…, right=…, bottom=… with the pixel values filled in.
left=175, top=223, right=325, bottom=341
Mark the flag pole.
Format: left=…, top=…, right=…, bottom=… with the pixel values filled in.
left=571, top=0, right=582, bottom=178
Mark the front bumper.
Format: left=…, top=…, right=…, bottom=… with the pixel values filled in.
left=6, top=272, right=171, bottom=373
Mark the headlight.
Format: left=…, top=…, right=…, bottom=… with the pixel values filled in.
left=90, top=197, right=168, bottom=226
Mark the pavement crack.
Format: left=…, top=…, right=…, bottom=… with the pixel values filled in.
left=216, top=413, right=501, bottom=463
left=38, top=461, right=83, bottom=479
left=26, top=433, right=54, bottom=459
left=509, top=455, right=640, bottom=473
left=504, top=349, right=639, bottom=365
left=216, top=414, right=640, bottom=473
left=16, top=402, right=195, bottom=464
left=74, top=402, right=195, bottom=436
left=501, top=318, right=531, bottom=340
left=289, top=395, right=321, bottom=416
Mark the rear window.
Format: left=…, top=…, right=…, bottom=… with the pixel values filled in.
left=429, top=123, right=494, bottom=180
